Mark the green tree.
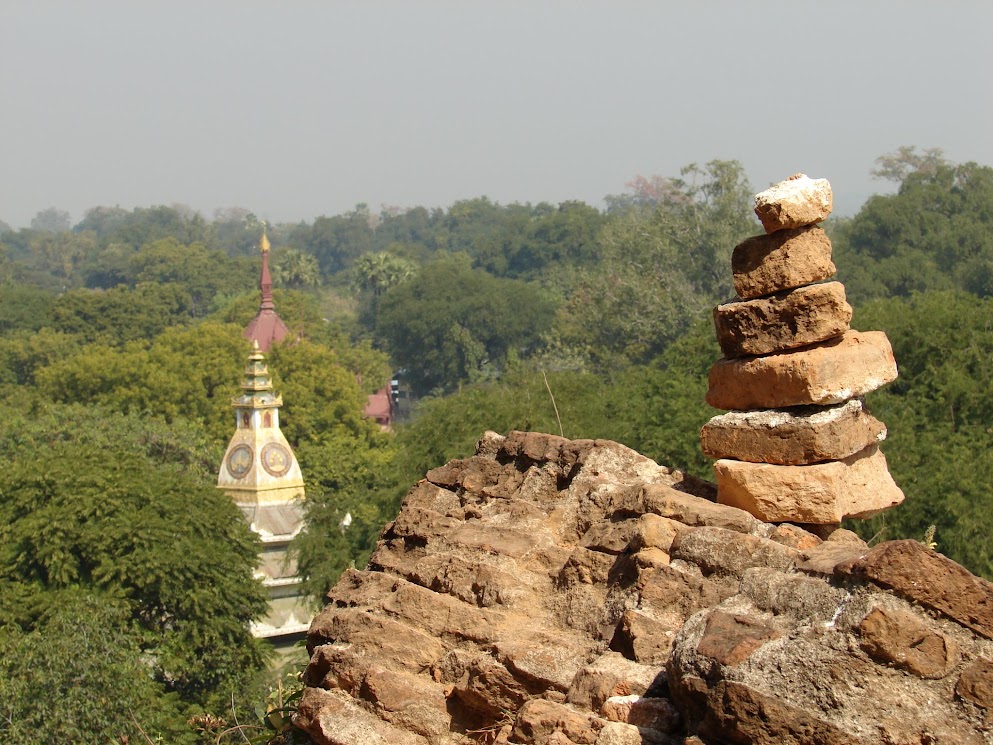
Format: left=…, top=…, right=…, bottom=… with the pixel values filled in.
left=601, top=315, right=719, bottom=479
left=212, top=289, right=392, bottom=390
left=870, top=145, right=948, bottom=183
left=0, top=405, right=269, bottom=704
left=292, top=430, right=399, bottom=600
left=375, top=254, right=557, bottom=394
left=81, top=240, right=138, bottom=288
left=558, top=160, right=754, bottom=368
left=212, top=207, right=263, bottom=256
left=101, top=204, right=215, bottom=250
left=351, top=251, right=417, bottom=297
left=303, top=205, right=376, bottom=275
left=0, top=328, right=79, bottom=389
left=29, top=229, right=98, bottom=285
left=129, top=237, right=256, bottom=317
left=514, top=200, right=604, bottom=282
left=272, top=247, right=323, bottom=289
left=30, top=206, right=71, bottom=233
left=371, top=205, right=445, bottom=261
left=34, top=322, right=247, bottom=441
left=387, top=316, right=719, bottom=494
left=73, top=205, right=129, bottom=241
left=836, top=150, right=993, bottom=301
left=34, top=320, right=385, bottom=445
left=0, top=591, right=193, bottom=744
left=850, top=291, right=993, bottom=578
left=49, top=282, right=195, bottom=344
left=0, top=284, right=55, bottom=334
left=267, top=338, right=374, bottom=445
left=214, top=287, right=323, bottom=331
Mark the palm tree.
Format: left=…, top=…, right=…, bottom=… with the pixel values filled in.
left=351, top=252, right=416, bottom=297
left=272, top=248, right=322, bottom=289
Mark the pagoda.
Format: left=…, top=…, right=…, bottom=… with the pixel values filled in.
left=218, top=227, right=311, bottom=647
left=243, top=222, right=290, bottom=353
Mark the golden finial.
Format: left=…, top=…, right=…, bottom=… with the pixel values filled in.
left=260, top=220, right=270, bottom=253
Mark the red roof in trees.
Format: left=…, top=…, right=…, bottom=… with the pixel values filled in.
left=364, top=386, right=393, bottom=430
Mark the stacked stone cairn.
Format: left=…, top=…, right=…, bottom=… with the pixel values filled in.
left=701, top=173, right=905, bottom=525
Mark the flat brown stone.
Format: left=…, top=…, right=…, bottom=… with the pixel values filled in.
left=453, top=656, right=530, bottom=719
left=510, top=699, right=604, bottom=744
left=307, top=608, right=446, bottom=669
left=450, top=523, right=536, bottom=558
left=636, top=565, right=725, bottom=625
left=580, top=521, right=640, bottom=555
left=380, top=581, right=505, bottom=643
left=294, top=687, right=430, bottom=745
left=714, top=444, right=904, bottom=524
left=566, top=653, right=658, bottom=712
left=493, top=633, right=590, bottom=691
left=700, top=680, right=856, bottom=745
left=732, top=225, right=835, bottom=299
left=842, top=539, right=993, bottom=640
left=611, top=483, right=764, bottom=535
left=740, top=567, right=849, bottom=623
left=628, top=514, right=681, bottom=553
left=753, top=174, right=833, bottom=234
left=713, top=281, right=852, bottom=358
left=609, top=609, right=675, bottom=665
left=956, top=659, right=993, bottom=709
left=696, top=610, right=781, bottom=666
left=670, top=526, right=800, bottom=578
left=767, top=523, right=822, bottom=550
left=706, top=330, right=898, bottom=410
left=407, top=553, right=524, bottom=608
left=700, top=399, right=887, bottom=465
left=600, top=695, right=680, bottom=733
left=796, top=542, right=868, bottom=576
left=859, top=606, right=957, bottom=679
left=360, top=667, right=450, bottom=739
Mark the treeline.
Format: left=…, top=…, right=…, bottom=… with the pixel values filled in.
left=1, top=147, right=992, bottom=741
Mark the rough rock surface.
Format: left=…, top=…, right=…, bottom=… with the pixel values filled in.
left=706, top=330, right=898, bottom=410
left=713, top=281, right=851, bottom=358
left=700, top=399, right=886, bottom=465
left=753, top=173, right=833, bottom=233
left=713, top=444, right=905, bottom=523
left=295, top=431, right=993, bottom=744
left=732, top=225, right=835, bottom=299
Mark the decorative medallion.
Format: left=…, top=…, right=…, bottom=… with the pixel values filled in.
left=226, top=444, right=254, bottom=479
left=260, top=442, right=293, bottom=477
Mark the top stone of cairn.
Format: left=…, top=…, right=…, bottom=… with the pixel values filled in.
left=754, top=173, right=833, bottom=234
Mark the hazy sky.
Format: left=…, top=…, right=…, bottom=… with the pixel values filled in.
left=2, top=1, right=991, bottom=228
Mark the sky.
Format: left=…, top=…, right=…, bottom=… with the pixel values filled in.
left=2, top=1, right=991, bottom=229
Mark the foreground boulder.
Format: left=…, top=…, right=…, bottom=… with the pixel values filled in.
left=295, top=432, right=992, bottom=744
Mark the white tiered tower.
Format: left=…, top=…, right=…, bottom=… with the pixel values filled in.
left=218, top=231, right=311, bottom=649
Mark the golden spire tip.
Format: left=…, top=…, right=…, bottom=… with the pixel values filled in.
left=260, top=220, right=270, bottom=253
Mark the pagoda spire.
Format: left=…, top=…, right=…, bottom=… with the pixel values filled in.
left=244, top=221, right=290, bottom=352
left=258, top=222, right=275, bottom=312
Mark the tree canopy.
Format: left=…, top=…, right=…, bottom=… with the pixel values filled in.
left=0, top=405, right=269, bottom=711
left=836, top=153, right=993, bottom=301
left=375, top=254, right=558, bottom=394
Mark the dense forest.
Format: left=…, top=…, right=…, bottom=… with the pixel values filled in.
left=1, top=147, right=992, bottom=742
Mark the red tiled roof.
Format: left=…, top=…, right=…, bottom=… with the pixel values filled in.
left=364, top=387, right=392, bottom=426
